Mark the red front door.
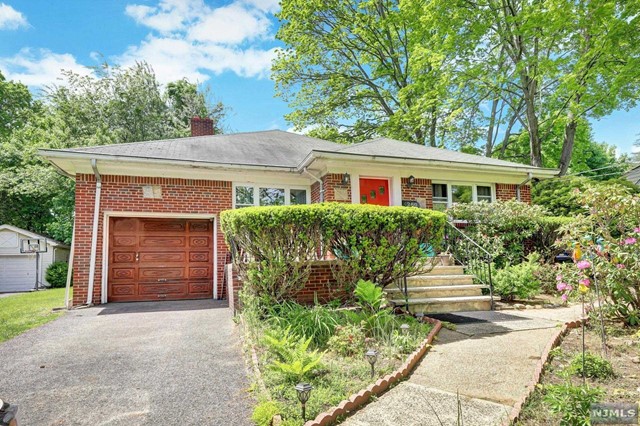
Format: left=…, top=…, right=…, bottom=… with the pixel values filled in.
left=359, top=178, right=390, bottom=206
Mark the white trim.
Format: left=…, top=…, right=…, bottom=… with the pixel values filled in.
left=232, top=182, right=311, bottom=208
left=0, top=224, right=68, bottom=248
left=101, top=211, right=218, bottom=304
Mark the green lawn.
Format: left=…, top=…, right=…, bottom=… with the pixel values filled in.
left=0, top=288, right=68, bottom=343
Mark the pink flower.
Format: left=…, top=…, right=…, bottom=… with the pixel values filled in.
left=624, top=237, right=637, bottom=245
left=616, top=263, right=626, bottom=269
left=579, top=279, right=590, bottom=287
left=561, top=293, right=568, bottom=302
left=557, top=282, right=567, bottom=291
left=566, top=285, right=573, bottom=291
left=634, top=227, right=640, bottom=233
left=576, top=260, right=591, bottom=270
left=556, top=274, right=563, bottom=281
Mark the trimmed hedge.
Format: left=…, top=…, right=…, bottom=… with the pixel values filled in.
left=45, top=261, right=70, bottom=288
left=221, top=203, right=446, bottom=301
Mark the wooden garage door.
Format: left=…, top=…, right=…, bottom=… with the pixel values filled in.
left=108, top=218, right=213, bottom=302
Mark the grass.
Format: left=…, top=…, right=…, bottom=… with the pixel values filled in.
left=0, top=288, right=68, bottom=343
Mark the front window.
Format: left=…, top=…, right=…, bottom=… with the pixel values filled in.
left=432, top=183, right=493, bottom=209
left=234, top=184, right=309, bottom=208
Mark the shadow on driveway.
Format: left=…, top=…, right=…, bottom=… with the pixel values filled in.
left=97, top=299, right=229, bottom=315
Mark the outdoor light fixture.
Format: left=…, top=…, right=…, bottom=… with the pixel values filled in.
left=295, top=382, right=313, bottom=420
left=365, top=349, right=378, bottom=378
left=407, top=175, right=416, bottom=188
left=400, top=323, right=410, bottom=335
left=416, top=312, right=424, bottom=322
left=341, top=172, right=351, bottom=185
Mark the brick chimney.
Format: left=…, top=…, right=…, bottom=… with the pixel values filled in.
left=190, top=117, right=215, bottom=137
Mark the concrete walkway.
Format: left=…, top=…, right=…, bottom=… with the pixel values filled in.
left=342, top=305, right=582, bottom=426
left=0, top=300, right=253, bottom=426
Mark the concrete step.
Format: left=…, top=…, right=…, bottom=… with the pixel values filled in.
left=405, top=274, right=474, bottom=287
left=425, top=265, right=465, bottom=276
left=389, top=295, right=493, bottom=314
left=387, top=284, right=487, bottom=298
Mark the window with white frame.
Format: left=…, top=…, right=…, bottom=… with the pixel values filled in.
left=431, top=183, right=494, bottom=209
left=234, top=184, right=309, bottom=208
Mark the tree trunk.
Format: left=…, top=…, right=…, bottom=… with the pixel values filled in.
left=522, top=75, right=543, bottom=167
left=558, top=110, right=577, bottom=176
left=485, top=97, right=499, bottom=157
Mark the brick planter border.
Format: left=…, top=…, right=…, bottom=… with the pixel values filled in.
left=501, top=317, right=588, bottom=426
left=302, top=317, right=443, bottom=426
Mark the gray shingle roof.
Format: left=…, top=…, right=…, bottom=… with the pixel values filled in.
left=64, top=130, right=344, bottom=169
left=331, top=138, right=535, bottom=169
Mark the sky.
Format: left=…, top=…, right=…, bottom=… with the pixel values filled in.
left=0, top=0, right=638, bottom=156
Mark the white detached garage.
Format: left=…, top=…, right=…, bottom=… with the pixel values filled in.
left=0, top=225, right=70, bottom=293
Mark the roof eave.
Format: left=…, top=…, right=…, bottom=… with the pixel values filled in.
left=39, top=149, right=299, bottom=174
left=299, top=150, right=559, bottom=177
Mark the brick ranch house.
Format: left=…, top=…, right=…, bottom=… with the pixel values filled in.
left=40, top=118, right=556, bottom=307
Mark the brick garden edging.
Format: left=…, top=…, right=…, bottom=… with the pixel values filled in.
left=501, top=317, right=588, bottom=426
left=302, top=317, right=443, bottom=426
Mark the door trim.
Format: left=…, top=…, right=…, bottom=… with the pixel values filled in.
left=101, top=211, right=218, bottom=304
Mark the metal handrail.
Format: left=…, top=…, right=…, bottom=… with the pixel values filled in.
left=444, top=221, right=495, bottom=309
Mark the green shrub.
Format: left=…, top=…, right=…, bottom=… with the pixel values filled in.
left=566, top=352, right=615, bottom=380
left=447, top=200, right=548, bottom=268
left=327, top=323, right=366, bottom=356
left=530, top=216, right=575, bottom=262
left=251, top=401, right=280, bottom=426
left=262, top=327, right=324, bottom=383
left=354, top=280, right=385, bottom=312
left=45, top=262, right=70, bottom=288
left=543, top=383, right=604, bottom=426
left=221, top=203, right=446, bottom=300
left=493, top=253, right=541, bottom=300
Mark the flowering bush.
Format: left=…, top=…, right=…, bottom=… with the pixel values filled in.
left=557, top=185, right=640, bottom=326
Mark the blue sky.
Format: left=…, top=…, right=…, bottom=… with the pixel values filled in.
left=1, top=0, right=638, bottom=155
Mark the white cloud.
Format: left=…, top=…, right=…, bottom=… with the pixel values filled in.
left=121, top=0, right=279, bottom=81
left=0, top=3, right=28, bottom=30
left=0, top=48, right=91, bottom=87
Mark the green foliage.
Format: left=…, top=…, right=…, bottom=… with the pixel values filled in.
left=566, top=352, right=614, bottom=380
left=557, top=184, right=640, bottom=325
left=447, top=200, right=549, bottom=267
left=390, top=330, right=420, bottom=355
left=532, top=176, right=639, bottom=217
left=221, top=203, right=446, bottom=299
left=327, top=324, right=366, bottom=357
left=354, top=280, right=385, bottom=312
left=251, top=401, right=280, bottom=426
left=45, top=262, right=70, bottom=289
left=262, top=327, right=324, bottom=383
left=542, top=383, right=604, bottom=426
left=493, top=254, right=542, bottom=300
left=529, top=216, right=575, bottom=262
left=265, top=301, right=343, bottom=348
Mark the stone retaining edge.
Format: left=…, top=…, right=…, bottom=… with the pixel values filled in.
left=302, top=317, right=444, bottom=426
left=501, top=317, right=588, bottom=426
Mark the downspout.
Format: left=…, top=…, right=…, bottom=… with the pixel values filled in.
left=87, top=159, right=102, bottom=305
left=516, top=172, right=533, bottom=202
left=64, top=217, right=75, bottom=309
left=303, top=167, right=324, bottom=202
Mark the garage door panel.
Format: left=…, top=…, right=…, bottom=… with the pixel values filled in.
left=111, top=268, right=135, bottom=281
left=141, top=219, right=187, bottom=233
left=139, top=252, right=185, bottom=263
left=189, top=251, right=210, bottom=262
left=139, top=236, right=186, bottom=247
left=113, top=236, right=136, bottom=247
left=189, top=266, right=211, bottom=279
left=108, top=217, right=213, bottom=302
left=139, top=267, right=185, bottom=281
left=112, top=251, right=135, bottom=263
left=138, top=282, right=187, bottom=296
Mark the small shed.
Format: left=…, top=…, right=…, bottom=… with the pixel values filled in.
left=0, top=225, right=70, bottom=292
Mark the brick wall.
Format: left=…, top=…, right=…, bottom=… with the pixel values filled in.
left=400, top=177, right=433, bottom=209
left=73, top=174, right=232, bottom=306
left=228, top=260, right=349, bottom=313
left=322, top=173, right=352, bottom=203
left=190, top=117, right=214, bottom=136
left=496, top=183, right=531, bottom=204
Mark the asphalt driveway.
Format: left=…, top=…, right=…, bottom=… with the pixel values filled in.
left=0, top=300, right=253, bottom=425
